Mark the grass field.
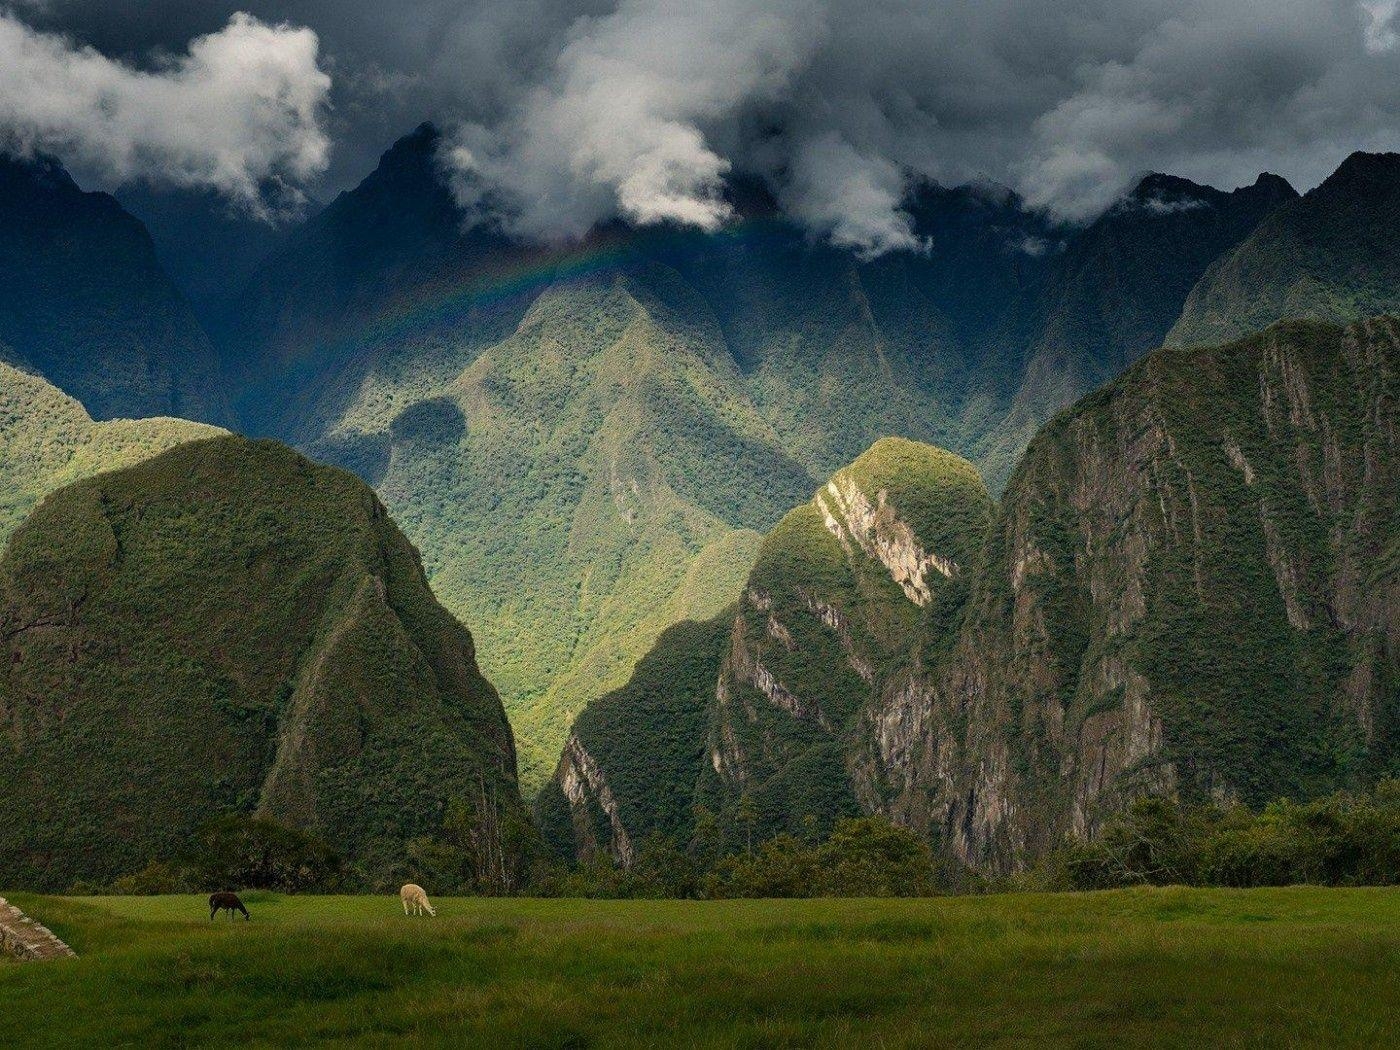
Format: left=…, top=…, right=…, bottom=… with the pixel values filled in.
left=1, top=888, right=1396, bottom=1047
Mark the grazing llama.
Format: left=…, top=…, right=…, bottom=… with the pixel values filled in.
left=209, top=891, right=250, bottom=921
left=400, top=883, right=436, bottom=917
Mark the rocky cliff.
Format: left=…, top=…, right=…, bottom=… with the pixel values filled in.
left=540, top=438, right=994, bottom=860
left=875, top=316, right=1397, bottom=871
left=544, top=319, right=1397, bottom=871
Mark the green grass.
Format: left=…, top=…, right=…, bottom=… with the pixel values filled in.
left=2, top=888, right=1395, bottom=1047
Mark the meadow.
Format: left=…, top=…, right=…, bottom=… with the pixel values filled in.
left=2, top=887, right=1396, bottom=1047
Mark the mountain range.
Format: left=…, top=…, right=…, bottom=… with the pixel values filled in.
left=196, top=127, right=1331, bottom=789
left=0, top=129, right=1396, bottom=882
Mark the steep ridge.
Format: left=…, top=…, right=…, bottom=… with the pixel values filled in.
left=544, top=318, right=1396, bottom=870
left=535, top=613, right=735, bottom=864
left=0, top=154, right=228, bottom=423
left=1169, top=152, right=1400, bottom=347
left=0, top=359, right=225, bottom=548
left=876, top=316, right=1398, bottom=871
left=0, top=437, right=521, bottom=890
left=541, top=438, right=994, bottom=860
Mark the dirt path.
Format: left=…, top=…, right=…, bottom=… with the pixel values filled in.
left=0, top=897, right=76, bottom=961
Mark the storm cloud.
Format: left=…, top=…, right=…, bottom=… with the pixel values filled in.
left=0, top=10, right=330, bottom=216
left=7, top=0, right=1400, bottom=243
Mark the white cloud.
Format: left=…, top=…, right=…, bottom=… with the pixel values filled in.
left=19, top=1, right=1400, bottom=246
left=1362, top=1, right=1399, bottom=52
left=0, top=11, right=331, bottom=217
left=444, top=0, right=825, bottom=240
left=779, top=132, right=926, bottom=259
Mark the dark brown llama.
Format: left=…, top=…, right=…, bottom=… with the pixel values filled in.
left=209, top=891, right=250, bottom=921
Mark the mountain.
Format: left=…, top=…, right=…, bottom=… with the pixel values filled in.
left=1169, top=152, right=1400, bottom=347
left=534, top=611, right=735, bottom=865
left=211, top=126, right=1312, bottom=795
left=544, top=317, right=1397, bottom=870
left=116, top=183, right=309, bottom=331
left=214, top=126, right=1064, bottom=792
left=874, top=316, right=1396, bottom=871
left=976, top=171, right=1298, bottom=486
left=0, top=154, right=228, bottom=423
left=0, top=436, right=521, bottom=890
left=541, top=437, right=994, bottom=860
left=0, top=359, right=225, bottom=548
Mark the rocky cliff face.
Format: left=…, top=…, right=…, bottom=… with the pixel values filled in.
left=701, top=439, right=993, bottom=844
left=544, top=319, right=1396, bottom=872
left=873, top=317, right=1397, bottom=871
left=538, top=439, right=993, bottom=859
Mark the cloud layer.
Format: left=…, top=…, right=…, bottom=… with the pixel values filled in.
left=8, top=1, right=1400, bottom=243
left=0, top=10, right=330, bottom=216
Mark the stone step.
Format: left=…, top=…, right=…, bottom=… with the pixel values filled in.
left=0, top=897, right=77, bottom=961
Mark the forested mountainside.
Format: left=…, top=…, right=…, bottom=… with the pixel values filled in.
left=543, top=317, right=1398, bottom=870
left=0, top=359, right=224, bottom=547
left=1170, top=152, right=1400, bottom=348
left=539, top=437, right=993, bottom=861
left=209, top=125, right=1301, bottom=790
left=974, top=172, right=1299, bottom=482
left=0, top=437, right=522, bottom=890
left=0, top=155, right=228, bottom=424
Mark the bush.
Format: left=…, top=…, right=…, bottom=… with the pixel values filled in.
left=109, top=860, right=196, bottom=896
left=186, top=815, right=344, bottom=892
left=1062, top=782, right=1400, bottom=890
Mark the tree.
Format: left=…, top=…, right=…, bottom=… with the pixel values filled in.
left=737, top=792, right=759, bottom=855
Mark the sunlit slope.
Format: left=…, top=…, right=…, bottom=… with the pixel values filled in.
left=0, top=359, right=225, bottom=548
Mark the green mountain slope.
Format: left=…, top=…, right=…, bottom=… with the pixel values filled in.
left=0, top=359, right=225, bottom=548
left=545, top=318, right=1397, bottom=871
left=0, top=437, right=521, bottom=890
left=376, top=270, right=787, bottom=789
left=217, top=128, right=1059, bottom=793
left=0, top=155, right=228, bottom=423
left=1169, top=153, right=1400, bottom=346
left=542, top=438, right=994, bottom=859
left=534, top=611, right=735, bottom=864
left=884, top=316, right=1398, bottom=870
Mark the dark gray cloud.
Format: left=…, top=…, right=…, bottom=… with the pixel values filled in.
left=7, top=0, right=1400, bottom=245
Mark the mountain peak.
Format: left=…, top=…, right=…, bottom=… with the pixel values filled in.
left=1319, top=150, right=1400, bottom=193
left=0, top=150, right=80, bottom=197
left=1131, top=172, right=1211, bottom=198
left=1245, top=171, right=1297, bottom=201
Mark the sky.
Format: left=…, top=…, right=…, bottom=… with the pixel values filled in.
left=4, top=0, right=1400, bottom=253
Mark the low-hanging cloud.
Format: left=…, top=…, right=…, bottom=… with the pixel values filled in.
left=446, top=0, right=826, bottom=240
left=0, top=10, right=331, bottom=217
left=11, top=1, right=1400, bottom=245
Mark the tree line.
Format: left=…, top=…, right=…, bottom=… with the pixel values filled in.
left=76, top=781, right=1398, bottom=897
